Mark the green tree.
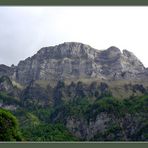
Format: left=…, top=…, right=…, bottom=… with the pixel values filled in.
left=0, top=109, right=22, bottom=141
left=22, top=123, right=78, bottom=141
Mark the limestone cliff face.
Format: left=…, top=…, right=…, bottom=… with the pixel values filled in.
left=14, top=42, right=101, bottom=84
left=1, top=42, right=146, bottom=84
left=0, top=76, right=20, bottom=99
left=0, top=64, right=14, bottom=78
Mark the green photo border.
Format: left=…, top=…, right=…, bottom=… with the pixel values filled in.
left=0, top=142, right=148, bottom=148
left=0, top=0, right=148, bottom=5
left=0, top=0, right=148, bottom=148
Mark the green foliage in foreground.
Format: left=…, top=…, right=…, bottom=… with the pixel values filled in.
left=21, top=123, right=78, bottom=141
left=1, top=92, right=148, bottom=141
left=0, top=109, right=22, bottom=141
left=13, top=109, right=78, bottom=141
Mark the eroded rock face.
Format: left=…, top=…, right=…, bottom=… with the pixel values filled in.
left=0, top=76, right=14, bottom=93
left=0, top=42, right=146, bottom=84
left=0, top=76, right=20, bottom=98
left=0, top=64, right=14, bottom=78
left=66, top=113, right=110, bottom=140
left=14, top=42, right=100, bottom=84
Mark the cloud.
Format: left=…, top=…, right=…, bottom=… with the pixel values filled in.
left=0, top=7, right=148, bottom=67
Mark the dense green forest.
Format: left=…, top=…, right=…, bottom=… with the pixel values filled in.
left=0, top=82, right=148, bottom=141
left=0, top=90, right=148, bottom=141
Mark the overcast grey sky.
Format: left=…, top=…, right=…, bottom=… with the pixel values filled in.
left=0, top=7, right=148, bottom=67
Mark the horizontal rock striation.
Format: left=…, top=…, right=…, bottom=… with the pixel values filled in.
left=0, top=42, right=146, bottom=85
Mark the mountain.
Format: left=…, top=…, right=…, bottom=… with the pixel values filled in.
left=0, top=42, right=146, bottom=85
left=0, top=42, right=148, bottom=141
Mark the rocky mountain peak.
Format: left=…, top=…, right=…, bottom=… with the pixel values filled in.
left=98, top=46, right=121, bottom=60
left=121, top=49, right=145, bottom=72
left=107, top=46, right=121, bottom=53
left=0, top=42, right=147, bottom=85
left=123, top=49, right=133, bottom=57
left=0, top=64, right=14, bottom=78
left=122, top=49, right=144, bottom=68
left=35, top=42, right=96, bottom=60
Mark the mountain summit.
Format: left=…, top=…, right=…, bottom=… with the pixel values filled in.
left=0, top=42, right=146, bottom=85
left=0, top=42, right=148, bottom=141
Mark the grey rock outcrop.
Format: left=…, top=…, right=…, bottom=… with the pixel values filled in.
left=0, top=42, right=147, bottom=85
left=0, top=64, right=13, bottom=77
left=0, top=76, right=20, bottom=99
left=66, top=113, right=110, bottom=140
left=0, top=76, right=14, bottom=93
